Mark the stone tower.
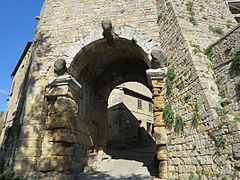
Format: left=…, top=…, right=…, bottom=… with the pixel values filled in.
left=1, top=0, right=239, bottom=179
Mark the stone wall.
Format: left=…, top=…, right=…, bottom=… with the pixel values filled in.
left=211, top=25, right=240, bottom=112
left=4, top=44, right=32, bottom=126
left=210, top=25, right=240, bottom=179
left=0, top=43, right=33, bottom=173
left=0, top=0, right=161, bottom=176
left=1, top=0, right=240, bottom=179
left=156, top=0, right=239, bottom=179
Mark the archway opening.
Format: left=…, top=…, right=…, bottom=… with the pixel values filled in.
left=70, top=38, right=151, bottom=149
left=106, top=81, right=158, bottom=176
left=67, top=36, right=160, bottom=177
left=107, top=82, right=155, bottom=150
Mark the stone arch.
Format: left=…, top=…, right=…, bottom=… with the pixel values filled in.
left=62, top=25, right=159, bottom=72
left=61, top=26, right=160, bottom=148
left=45, top=25, right=165, bottom=177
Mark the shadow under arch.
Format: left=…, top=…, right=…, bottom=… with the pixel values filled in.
left=69, top=36, right=153, bottom=147
left=50, top=26, right=162, bottom=176
left=106, top=80, right=158, bottom=176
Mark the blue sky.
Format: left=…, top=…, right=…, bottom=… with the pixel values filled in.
left=0, top=1, right=44, bottom=111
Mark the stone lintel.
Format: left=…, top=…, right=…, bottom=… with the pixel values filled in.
left=146, top=68, right=167, bottom=87
left=48, top=75, right=82, bottom=91
left=154, top=127, right=168, bottom=145
left=146, top=68, right=167, bottom=80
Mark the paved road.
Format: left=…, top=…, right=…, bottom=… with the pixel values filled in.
left=77, top=146, right=157, bottom=180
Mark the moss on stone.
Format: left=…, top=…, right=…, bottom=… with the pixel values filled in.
left=209, top=26, right=224, bottom=36
left=0, top=170, right=26, bottom=180
left=163, top=103, right=174, bottom=129
left=215, top=107, right=229, bottom=117
left=233, top=46, right=240, bottom=68
left=174, top=114, right=185, bottom=134
left=192, top=104, right=200, bottom=128
left=166, top=66, right=175, bottom=96
left=218, top=85, right=229, bottom=98
left=204, top=45, right=213, bottom=60
left=188, top=16, right=197, bottom=26
left=192, top=44, right=202, bottom=54
left=184, top=93, right=192, bottom=102
left=157, top=13, right=163, bottom=24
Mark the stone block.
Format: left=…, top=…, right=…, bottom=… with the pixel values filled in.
left=159, top=160, right=168, bottom=179
left=51, top=143, right=75, bottom=156
left=153, top=99, right=165, bottom=106
left=171, top=158, right=180, bottom=165
left=24, top=103, right=46, bottom=120
left=37, top=157, right=58, bottom=172
left=47, top=85, right=72, bottom=98
left=228, top=122, right=240, bottom=133
left=197, top=156, right=213, bottom=165
left=154, top=127, right=168, bottom=145
left=182, top=157, right=192, bottom=165
left=179, top=165, right=196, bottom=173
left=232, top=131, right=240, bottom=143
left=55, top=156, right=74, bottom=172
left=153, top=95, right=164, bottom=103
left=37, top=156, right=74, bottom=173
left=50, top=97, right=78, bottom=115
left=153, top=102, right=165, bottom=112
left=234, top=160, right=240, bottom=168
left=46, top=111, right=77, bottom=130
left=154, top=114, right=166, bottom=127
left=18, top=147, right=41, bottom=157
left=151, top=80, right=165, bottom=88
left=220, top=164, right=231, bottom=175
left=157, top=148, right=168, bottom=160
left=191, top=157, right=199, bottom=165
left=233, top=143, right=240, bottom=158
left=14, top=160, right=37, bottom=172
left=154, top=119, right=166, bottom=127
left=152, top=88, right=161, bottom=96
left=50, top=129, right=76, bottom=143
left=154, top=111, right=163, bottom=117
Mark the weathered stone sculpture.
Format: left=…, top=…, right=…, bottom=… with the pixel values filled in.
left=54, top=59, right=67, bottom=76
left=101, top=19, right=118, bottom=45
left=151, top=49, right=166, bottom=69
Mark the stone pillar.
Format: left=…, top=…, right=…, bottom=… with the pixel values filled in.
left=146, top=68, right=168, bottom=179
left=37, top=75, right=83, bottom=174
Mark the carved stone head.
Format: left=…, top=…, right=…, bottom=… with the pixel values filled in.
left=151, top=49, right=166, bottom=69
left=54, top=59, right=67, bottom=76
left=101, top=19, right=113, bottom=31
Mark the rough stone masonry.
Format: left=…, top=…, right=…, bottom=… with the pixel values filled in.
left=0, top=0, right=240, bottom=179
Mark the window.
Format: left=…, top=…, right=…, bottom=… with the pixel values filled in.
left=137, top=99, right=142, bottom=109
left=147, top=122, right=152, bottom=133
left=149, top=103, right=153, bottom=112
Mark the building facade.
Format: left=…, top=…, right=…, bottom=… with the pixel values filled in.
left=107, top=82, right=154, bottom=149
left=225, top=0, right=240, bottom=22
